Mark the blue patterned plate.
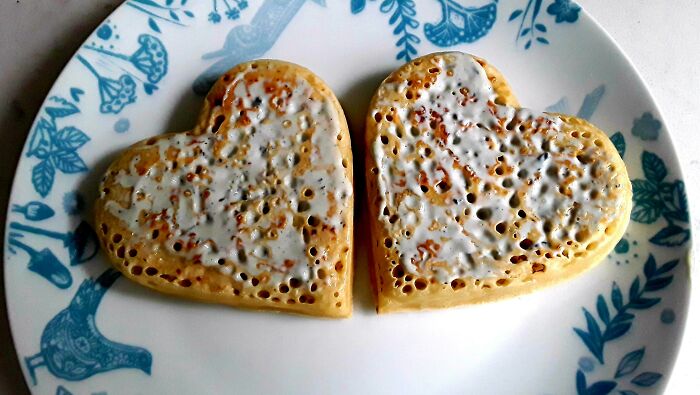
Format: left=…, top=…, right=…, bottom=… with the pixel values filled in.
left=4, top=1, right=691, bottom=394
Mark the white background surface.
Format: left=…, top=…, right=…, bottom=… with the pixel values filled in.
left=0, top=0, right=697, bottom=393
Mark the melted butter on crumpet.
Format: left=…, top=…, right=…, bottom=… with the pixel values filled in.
left=367, top=52, right=631, bottom=312
left=97, top=60, right=353, bottom=317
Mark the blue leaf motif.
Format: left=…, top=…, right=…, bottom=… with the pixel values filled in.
left=643, top=254, right=656, bottom=279
left=32, top=159, right=55, bottom=197
left=603, top=321, right=631, bottom=341
left=525, top=40, right=532, bottom=49
left=660, top=181, right=689, bottom=222
left=537, top=37, right=550, bottom=44
left=351, top=0, right=366, bottom=14
left=615, top=348, right=645, bottom=378
left=148, top=17, right=161, bottom=33
left=45, top=102, right=80, bottom=119
left=184, top=10, right=194, bottom=18
left=596, top=295, right=610, bottom=324
left=630, top=277, right=641, bottom=299
left=650, top=225, right=690, bottom=247
left=657, top=259, right=679, bottom=275
left=641, top=151, right=667, bottom=184
left=576, top=370, right=587, bottom=395
left=644, top=276, right=673, bottom=292
left=170, top=10, right=180, bottom=21
left=574, top=328, right=602, bottom=364
left=54, top=127, right=90, bottom=151
left=380, top=0, right=393, bottom=13
left=631, top=372, right=662, bottom=387
left=509, top=9, right=523, bottom=21
left=521, top=28, right=531, bottom=36
left=27, top=118, right=54, bottom=159
left=52, top=150, right=88, bottom=174
left=611, top=282, right=623, bottom=311
left=631, top=180, right=661, bottom=224
left=627, top=297, right=660, bottom=309
left=610, top=132, right=625, bottom=158
left=535, top=23, right=547, bottom=32
left=586, top=381, right=617, bottom=395
left=578, top=85, right=606, bottom=121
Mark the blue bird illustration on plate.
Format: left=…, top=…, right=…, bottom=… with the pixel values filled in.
left=424, top=0, right=498, bottom=47
left=24, top=269, right=152, bottom=384
left=192, top=0, right=326, bottom=95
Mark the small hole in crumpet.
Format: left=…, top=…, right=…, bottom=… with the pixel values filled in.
left=212, top=115, right=226, bottom=133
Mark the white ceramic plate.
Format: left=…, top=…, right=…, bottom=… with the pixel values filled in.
left=4, top=1, right=691, bottom=394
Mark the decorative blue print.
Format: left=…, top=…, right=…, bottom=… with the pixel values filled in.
left=572, top=254, right=677, bottom=394
left=578, top=356, right=595, bottom=372
left=610, top=132, right=625, bottom=158
left=76, top=56, right=136, bottom=114
left=126, top=0, right=195, bottom=33
left=630, top=151, right=690, bottom=246
left=546, top=85, right=605, bottom=121
left=26, top=96, right=88, bottom=197
left=424, top=0, right=498, bottom=47
left=7, top=233, right=72, bottom=289
left=209, top=0, right=250, bottom=23
left=9, top=221, right=99, bottom=267
left=114, top=118, right=131, bottom=133
left=546, top=0, right=580, bottom=24
left=660, top=308, right=675, bottom=324
left=70, top=88, right=85, bottom=103
left=63, top=191, right=86, bottom=216
left=631, top=112, right=661, bottom=141
left=97, top=25, right=114, bottom=40
left=193, top=0, right=326, bottom=95
left=80, top=34, right=168, bottom=114
left=25, top=269, right=152, bottom=384
left=352, top=0, right=421, bottom=62
left=509, top=0, right=579, bottom=49
left=11, top=201, right=55, bottom=221
left=614, top=239, right=629, bottom=254
left=574, top=254, right=678, bottom=363
left=509, top=0, right=550, bottom=49
left=56, top=385, right=72, bottom=395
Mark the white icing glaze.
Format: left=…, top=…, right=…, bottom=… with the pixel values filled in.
left=372, top=53, right=624, bottom=284
left=105, top=71, right=352, bottom=286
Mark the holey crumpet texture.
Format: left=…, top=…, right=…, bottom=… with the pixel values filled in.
left=366, top=52, right=631, bottom=313
left=95, top=60, right=354, bottom=318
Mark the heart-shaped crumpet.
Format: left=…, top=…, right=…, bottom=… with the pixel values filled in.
left=366, top=52, right=632, bottom=313
left=95, top=60, right=354, bottom=318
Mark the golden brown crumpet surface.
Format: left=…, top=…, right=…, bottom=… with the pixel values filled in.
left=95, top=60, right=354, bottom=318
left=366, top=52, right=631, bottom=313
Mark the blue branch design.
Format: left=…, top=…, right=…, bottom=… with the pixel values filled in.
left=378, top=0, right=421, bottom=62
left=573, top=254, right=678, bottom=394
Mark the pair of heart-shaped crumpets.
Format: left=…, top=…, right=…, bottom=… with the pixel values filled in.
left=96, top=60, right=354, bottom=318
left=366, top=52, right=632, bottom=313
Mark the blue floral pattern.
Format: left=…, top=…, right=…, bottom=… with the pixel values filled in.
left=126, top=0, right=196, bottom=33
left=4, top=1, right=692, bottom=393
left=573, top=254, right=677, bottom=394
left=509, top=0, right=580, bottom=49
left=630, top=151, right=690, bottom=247
left=424, top=0, right=498, bottom=47
left=631, top=112, right=662, bottom=141
left=79, top=33, right=168, bottom=114
left=26, top=96, right=88, bottom=197
left=547, top=0, right=581, bottom=24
